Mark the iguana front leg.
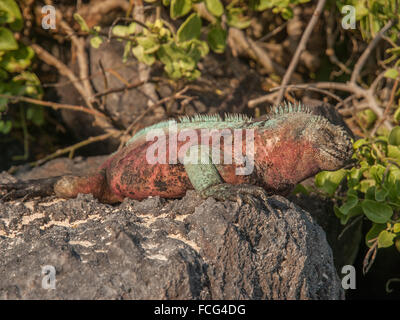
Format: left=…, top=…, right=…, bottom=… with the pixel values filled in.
left=183, top=145, right=270, bottom=208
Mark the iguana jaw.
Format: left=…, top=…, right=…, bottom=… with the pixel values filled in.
left=306, top=118, right=353, bottom=171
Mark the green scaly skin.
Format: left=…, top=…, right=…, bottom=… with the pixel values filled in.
left=0, top=102, right=354, bottom=206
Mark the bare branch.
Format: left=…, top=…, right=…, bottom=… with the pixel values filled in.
left=350, top=20, right=395, bottom=84
left=275, top=0, right=327, bottom=105
left=0, top=94, right=109, bottom=119
left=93, top=80, right=145, bottom=99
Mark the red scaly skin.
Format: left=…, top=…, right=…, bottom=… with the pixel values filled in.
left=54, top=117, right=347, bottom=203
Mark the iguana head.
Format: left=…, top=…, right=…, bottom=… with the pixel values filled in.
left=260, top=102, right=353, bottom=174
left=303, top=114, right=353, bottom=171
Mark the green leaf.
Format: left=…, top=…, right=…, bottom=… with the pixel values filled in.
left=0, top=119, right=11, bottom=134
left=0, top=44, right=34, bottom=73
left=26, top=106, right=44, bottom=126
left=339, top=195, right=359, bottom=215
left=157, top=42, right=198, bottom=79
left=365, top=223, right=386, bottom=247
left=384, top=68, right=399, bottom=80
left=12, top=71, right=42, bottom=98
left=132, top=45, right=155, bottom=66
left=205, top=0, right=224, bottom=17
left=207, top=25, right=227, bottom=53
left=186, top=39, right=209, bottom=58
left=341, top=205, right=363, bottom=225
left=0, top=68, right=7, bottom=80
left=357, top=109, right=377, bottom=129
left=73, top=13, right=89, bottom=32
left=177, top=13, right=201, bottom=42
left=387, top=145, right=400, bottom=160
left=0, top=97, right=8, bottom=111
left=90, top=36, right=103, bottom=48
left=280, top=7, right=293, bottom=20
left=396, top=238, right=400, bottom=252
left=227, top=8, right=251, bottom=29
left=136, top=36, right=160, bottom=54
left=291, top=183, right=310, bottom=196
left=334, top=205, right=343, bottom=219
left=250, top=0, right=271, bottom=11
left=122, top=41, right=132, bottom=63
left=375, top=187, right=388, bottom=202
left=389, top=126, right=400, bottom=146
left=369, top=164, right=386, bottom=184
left=170, top=0, right=192, bottom=19
left=353, top=138, right=368, bottom=149
left=377, top=230, right=396, bottom=248
left=348, top=168, right=363, bottom=188
left=0, top=0, right=23, bottom=31
left=0, top=27, right=18, bottom=51
left=394, top=107, right=400, bottom=124
left=112, top=25, right=129, bottom=38
left=314, top=169, right=346, bottom=196
left=393, top=223, right=400, bottom=233
left=361, top=199, right=393, bottom=223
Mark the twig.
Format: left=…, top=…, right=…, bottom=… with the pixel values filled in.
left=31, top=132, right=115, bottom=167
left=45, top=0, right=94, bottom=107
left=269, top=84, right=343, bottom=103
left=27, top=43, right=88, bottom=105
left=93, top=80, right=145, bottom=98
left=118, top=86, right=190, bottom=149
left=107, top=17, right=149, bottom=41
left=98, top=59, right=108, bottom=109
left=26, top=42, right=118, bottom=135
left=275, top=0, right=327, bottom=105
left=28, top=87, right=191, bottom=166
left=0, top=94, right=109, bottom=119
left=249, top=81, right=393, bottom=130
left=133, top=2, right=163, bottom=119
left=228, top=28, right=286, bottom=76
left=257, top=21, right=288, bottom=42
left=325, top=10, right=351, bottom=76
left=337, top=215, right=363, bottom=240
left=350, top=20, right=395, bottom=84
left=370, top=69, right=390, bottom=93
left=247, top=92, right=279, bottom=108
left=59, top=21, right=94, bottom=105
left=363, top=239, right=378, bottom=274
left=370, top=77, right=399, bottom=136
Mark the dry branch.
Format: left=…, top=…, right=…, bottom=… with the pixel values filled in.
left=350, top=20, right=395, bottom=84
left=93, top=80, right=146, bottom=99
left=275, top=0, right=327, bottom=105
left=0, top=94, right=109, bottom=119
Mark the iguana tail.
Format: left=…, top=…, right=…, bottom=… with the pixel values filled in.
left=0, top=176, right=61, bottom=201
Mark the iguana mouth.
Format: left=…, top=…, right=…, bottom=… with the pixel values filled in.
left=320, top=128, right=353, bottom=163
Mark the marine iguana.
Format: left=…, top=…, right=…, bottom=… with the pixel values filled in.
left=0, top=102, right=353, bottom=204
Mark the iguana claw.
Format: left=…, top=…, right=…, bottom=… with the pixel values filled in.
left=201, top=183, right=271, bottom=209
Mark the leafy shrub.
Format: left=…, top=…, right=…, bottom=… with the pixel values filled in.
left=76, top=0, right=310, bottom=81
left=0, top=0, right=43, bottom=139
left=314, top=127, right=400, bottom=253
